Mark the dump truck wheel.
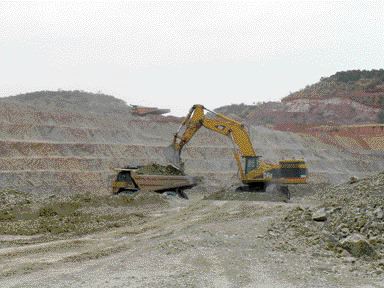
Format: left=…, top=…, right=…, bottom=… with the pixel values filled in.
left=162, top=190, right=188, bottom=199
left=163, top=191, right=178, bottom=197
left=177, top=189, right=189, bottom=200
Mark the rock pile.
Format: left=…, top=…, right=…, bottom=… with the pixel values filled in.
left=269, top=172, right=384, bottom=273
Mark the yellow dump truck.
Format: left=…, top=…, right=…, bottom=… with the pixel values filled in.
left=112, top=166, right=198, bottom=199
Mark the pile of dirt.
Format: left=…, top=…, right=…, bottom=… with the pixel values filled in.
left=136, top=163, right=184, bottom=176
left=0, top=189, right=149, bottom=237
left=131, top=191, right=171, bottom=208
left=268, top=172, right=384, bottom=274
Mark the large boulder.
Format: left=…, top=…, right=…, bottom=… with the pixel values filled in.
left=374, top=207, right=383, bottom=220
left=339, top=233, right=376, bottom=258
left=312, top=207, right=327, bottom=221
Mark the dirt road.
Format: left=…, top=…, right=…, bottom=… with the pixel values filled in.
left=1, top=196, right=382, bottom=288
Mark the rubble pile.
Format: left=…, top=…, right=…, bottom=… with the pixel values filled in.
left=269, top=172, right=384, bottom=272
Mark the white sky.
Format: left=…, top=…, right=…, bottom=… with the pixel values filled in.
left=1, top=1, right=383, bottom=116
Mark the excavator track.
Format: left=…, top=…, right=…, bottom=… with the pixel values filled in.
left=205, top=184, right=290, bottom=202
left=234, top=184, right=290, bottom=202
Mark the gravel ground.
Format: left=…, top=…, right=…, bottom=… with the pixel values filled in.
left=0, top=189, right=383, bottom=288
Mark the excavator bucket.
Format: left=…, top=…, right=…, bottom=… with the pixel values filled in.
left=163, top=144, right=182, bottom=170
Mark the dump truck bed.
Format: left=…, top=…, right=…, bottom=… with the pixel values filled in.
left=132, top=173, right=198, bottom=192
left=112, top=168, right=198, bottom=199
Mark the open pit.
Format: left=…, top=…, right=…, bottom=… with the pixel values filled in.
left=0, top=92, right=383, bottom=287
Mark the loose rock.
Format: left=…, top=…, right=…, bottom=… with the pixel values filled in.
left=374, top=208, right=383, bottom=220
left=312, top=207, right=327, bottom=221
left=269, top=171, right=384, bottom=273
left=339, top=233, right=376, bottom=258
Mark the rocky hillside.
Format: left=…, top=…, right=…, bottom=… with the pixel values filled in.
left=284, top=70, right=384, bottom=107
left=1, top=90, right=132, bottom=114
left=216, top=69, right=384, bottom=125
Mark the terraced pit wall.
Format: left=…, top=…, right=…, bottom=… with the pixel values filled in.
left=1, top=100, right=384, bottom=195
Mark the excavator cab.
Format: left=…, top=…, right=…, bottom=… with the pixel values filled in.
left=244, top=156, right=260, bottom=174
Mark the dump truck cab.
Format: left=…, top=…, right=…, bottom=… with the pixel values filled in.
left=112, top=167, right=140, bottom=194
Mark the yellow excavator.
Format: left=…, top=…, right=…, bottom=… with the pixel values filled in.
left=165, top=104, right=307, bottom=199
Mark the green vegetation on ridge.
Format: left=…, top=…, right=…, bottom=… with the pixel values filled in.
left=285, top=69, right=384, bottom=108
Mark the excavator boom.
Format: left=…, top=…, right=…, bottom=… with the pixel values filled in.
left=166, top=105, right=256, bottom=178
left=172, top=105, right=255, bottom=155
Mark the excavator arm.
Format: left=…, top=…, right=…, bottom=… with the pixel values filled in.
left=167, top=104, right=260, bottom=179
left=173, top=105, right=255, bottom=155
